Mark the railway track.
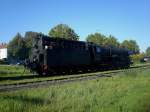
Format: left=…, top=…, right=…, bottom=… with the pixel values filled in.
left=0, top=64, right=150, bottom=92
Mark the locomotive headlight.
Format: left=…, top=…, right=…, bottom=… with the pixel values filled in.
left=45, top=45, right=48, bottom=49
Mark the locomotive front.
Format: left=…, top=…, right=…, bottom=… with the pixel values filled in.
left=25, top=35, right=47, bottom=74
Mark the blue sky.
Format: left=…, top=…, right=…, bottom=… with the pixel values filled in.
left=0, top=0, right=150, bottom=52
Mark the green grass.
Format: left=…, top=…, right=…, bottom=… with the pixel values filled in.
left=132, top=62, right=150, bottom=66
left=0, top=65, right=35, bottom=85
left=0, top=67, right=124, bottom=85
left=0, top=65, right=31, bottom=77
left=0, top=63, right=150, bottom=86
left=0, top=69, right=150, bottom=112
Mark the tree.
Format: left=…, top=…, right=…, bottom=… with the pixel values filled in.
left=86, top=33, right=120, bottom=47
left=86, top=32, right=106, bottom=45
left=48, top=24, right=79, bottom=40
left=8, top=33, right=27, bottom=60
left=130, top=53, right=145, bottom=63
left=121, top=40, right=140, bottom=54
left=104, top=35, right=120, bottom=47
left=146, top=47, right=150, bottom=56
left=24, top=31, right=42, bottom=57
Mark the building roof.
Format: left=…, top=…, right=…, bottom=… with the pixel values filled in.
left=0, top=43, right=7, bottom=49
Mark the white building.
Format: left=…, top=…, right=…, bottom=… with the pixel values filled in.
left=0, top=43, right=7, bottom=60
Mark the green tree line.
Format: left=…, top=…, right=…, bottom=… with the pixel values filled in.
left=7, top=24, right=149, bottom=61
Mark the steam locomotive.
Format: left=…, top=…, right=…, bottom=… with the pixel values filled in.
left=25, top=34, right=131, bottom=75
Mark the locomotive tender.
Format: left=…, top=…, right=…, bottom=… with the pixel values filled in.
left=27, top=34, right=131, bottom=75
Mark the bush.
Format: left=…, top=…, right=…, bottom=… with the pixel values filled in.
left=130, top=53, right=145, bottom=63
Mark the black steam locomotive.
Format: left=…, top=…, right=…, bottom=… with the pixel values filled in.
left=26, top=34, right=131, bottom=75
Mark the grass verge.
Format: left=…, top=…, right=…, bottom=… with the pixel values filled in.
left=0, top=68, right=150, bottom=112
left=0, top=64, right=150, bottom=85
left=0, top=65, right=31, bottom=77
